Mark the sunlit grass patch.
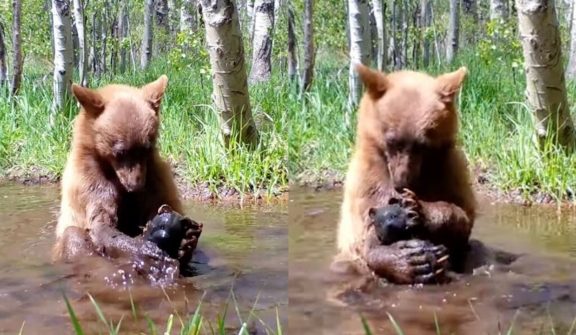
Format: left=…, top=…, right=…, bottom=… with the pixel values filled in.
left=288, top=50, right=576, bottom=203
left=0, top=57, right=288, bottom=199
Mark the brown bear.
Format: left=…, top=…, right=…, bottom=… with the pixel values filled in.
left=52, top=76, right=197, bottom=279
left=334, top=63, right=477, bottom=285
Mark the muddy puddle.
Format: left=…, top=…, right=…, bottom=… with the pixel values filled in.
left=289, top=186, right=576, bottom=335
left=0, top=182, right=288, bottom=334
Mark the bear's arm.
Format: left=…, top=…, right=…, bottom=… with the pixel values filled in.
left=83, top=183, right=153, bottom=259
left=418, top=199, right=473, bottom=249
left=363, top=232, right=439, bottom=284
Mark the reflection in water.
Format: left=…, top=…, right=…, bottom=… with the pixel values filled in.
left=0, top=182, right=288, bottom=334
left=289, top=186, right=576, bottom=335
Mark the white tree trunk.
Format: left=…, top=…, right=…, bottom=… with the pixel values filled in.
left=301, top=0, right=314, bottom=91
left=200, top=0, right=259, bottom=148
left=348, top=0, right=371, bottom=106
left=11, top=0, right=23, bottom=96
left=141, top=0, right=154, bottom=70
left=567, top=0, right=574, bottom=25
left=446, top=0, right=459, bottom=63
left=72, top=0, right=87, bottom=86
left=247, top=0, right=255, bottom=39
left=0, top=22, right=6, bottom=86
left=490, top=0, right=509, bottom=21
left=119, top=3, right=128, bottom=74
left=168, top=0, right=176, bottom=34
left=371, top=0, right=385, bottom=71
left=51, top=0, right=74, bottom=111
left=101, top=4, right=108, bottom=73
left=517, top=0, right=575, bottom=150
left=180, top=0, right=197, bottom=32
left=247, top=0, right=254, bottom=17
left=566, top=0, right=576, bottom=79
left=248, top=0, right=275, bottom=83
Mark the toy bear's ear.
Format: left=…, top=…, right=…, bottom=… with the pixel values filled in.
left=158, top=204, right=173, bottom=215
left=436, top=66, right=467, bottom=102
left=367, top=207, right=377, bottom=219
left=141, top=75, right=169, bottom=113
left=354, top=62, right=389, bottom=99
left=71, top=84, right=105, bottom=117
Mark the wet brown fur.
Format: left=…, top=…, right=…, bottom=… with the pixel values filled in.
left=52, top=76, right=184, bottom=263
left=335, top=63, right=477, bottom=284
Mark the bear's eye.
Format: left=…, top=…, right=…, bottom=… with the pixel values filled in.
left=113, top=142, right=126, bottom=158
left=386, top=138, right=404, bottom=152
left=386, top=138, right=398, bottom=149
left=115, top=149, right=126, bottom=158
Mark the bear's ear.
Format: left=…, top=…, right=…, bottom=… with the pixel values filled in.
left=436, top=66, right=467, bottom=101
left=71, top=84, right=105, bottom=117
left=354, top=62, right=389, bottom=99
left=141, top=75, right=169, bottom=113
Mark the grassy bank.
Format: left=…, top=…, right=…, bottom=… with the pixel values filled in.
left=0, top=58, right=288, bottom=202
left=289, top=49, right=576, bottom=205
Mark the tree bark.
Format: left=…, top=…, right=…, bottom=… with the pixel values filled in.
left=168, top=0, right=177, bottom=35
left=11, top=0, right=23, bottom=96
left=566, top=0, right=576, bottom=79
left=180, top=0, right=198, bottom=32
left=247, top=0, right=255, bottom=40
left=0, top=22, right=6, bottom=87
left=90, top=12, right=101, bottom=78
left=401, top=0, right=408, bottom=67
left=199, top=0, right=260, bottom=149
left=141, top=0, right=154, bottom=70
left=51, top=0, right=74, bottom=110
left=248, top=0, right=275, bottom=83
left=421, top=0, right=432, bottom=67
left=446, top=0, right=459, bottom=63
left=390, top=0, right=403, bottom=69
left=490, top=0, right=509, bottom=21
left=371, top=0, right=385, bottom=71
left=348, top=0, right=371, bottom=105
left=301, top=0, right=315, bottom=91
left=517, top=0, right=575, bottom=150
left=101, top=3, right=108, bottom=74
left=72, top=0, right=88, bottom=86
left=119, top=2, right=128, bottom=74
left=155, top=0, right=170, bottom=34
left=287, top=6, right=298, bottom=83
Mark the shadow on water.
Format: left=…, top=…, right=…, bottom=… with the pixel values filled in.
left=289, top=186, right=576, bottom=335
left=0, top=181, right=288, bottom=334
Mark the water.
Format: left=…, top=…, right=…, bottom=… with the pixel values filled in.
left=289, top=186, right=576, bottom=335
left=5, top=181, right=576, bottom=334
left=0, top=182, right=288, bottom=334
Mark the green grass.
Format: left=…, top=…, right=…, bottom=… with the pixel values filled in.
left=46, top=288, right=283, bottom=335
left=289, top=49, right=576, bottom=203
left=0, top=57, right=288, bottom=199
left=360, top=310, right=576, bottom=335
